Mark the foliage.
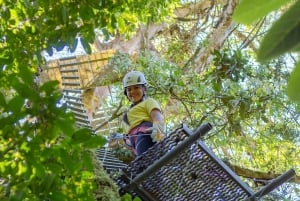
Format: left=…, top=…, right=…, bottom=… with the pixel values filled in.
left=0, top=78, right=106, bottom=200
left=121, top=193, right=142, bottom=201
left=92, top=151, right=121, bottom=201
left=0, top=0, right=179, bottom=200
left=105, top=49, right=300, bottom=200
left=2, top=0, right=299, bottom=199
left=232, top=0, right=290, bottom=24
left=288, top=62, right=300, bottom=103
left=110, top=146, right=135, bottom=164
left=233, top=0, right=300, bottom=104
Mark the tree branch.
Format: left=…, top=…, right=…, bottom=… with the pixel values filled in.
left=226, top=162, right=300, bottom=184
left=94, top=97, right=124, bottom=132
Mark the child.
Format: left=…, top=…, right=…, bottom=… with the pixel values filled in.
left=122, top=71, right=165, bottom=156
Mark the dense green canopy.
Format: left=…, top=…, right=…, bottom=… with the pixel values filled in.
left=0, top=0, right=299, bottom=200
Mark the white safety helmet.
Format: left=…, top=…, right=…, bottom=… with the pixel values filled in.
left=122, top=71, right=147, bottom=88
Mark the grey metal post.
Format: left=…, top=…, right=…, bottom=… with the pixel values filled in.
left=247, top=168, right=296, bottom=201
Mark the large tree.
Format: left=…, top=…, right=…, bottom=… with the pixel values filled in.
left=1, top=0, right=299, bottom=200
left=90, top=0, right=300, bottom=198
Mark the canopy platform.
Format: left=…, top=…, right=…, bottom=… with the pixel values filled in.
left=42, top=49, right=116, bottom=90
left=43, top=50, right=119, bottom=134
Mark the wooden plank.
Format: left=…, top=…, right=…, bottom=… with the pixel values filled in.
left=62, top=82, right=81, bottom=86
left=63, top=89, right=83, bottom=94
left=65, top=100, right=84, bottom=107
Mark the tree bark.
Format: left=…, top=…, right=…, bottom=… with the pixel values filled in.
left=185, top=0, right=239, bottom=73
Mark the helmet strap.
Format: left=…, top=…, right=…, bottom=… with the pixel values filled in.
left=131, top=95, right=146, bottom=107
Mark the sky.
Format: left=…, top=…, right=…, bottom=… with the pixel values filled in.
left=42, top=38, right=86, bottom=61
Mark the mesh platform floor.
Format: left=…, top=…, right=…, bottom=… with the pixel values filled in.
left=116, top=124, right=253, bottom=201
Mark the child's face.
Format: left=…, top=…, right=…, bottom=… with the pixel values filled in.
left=125, top=84, right=144, bottom=104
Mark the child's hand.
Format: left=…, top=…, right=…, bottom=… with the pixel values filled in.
left=146, top=121, right=165, bottom=143
left=151, top=131, right=165, bottom=143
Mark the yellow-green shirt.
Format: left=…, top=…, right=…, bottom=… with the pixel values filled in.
left=126, top=97, right=161, bottom=131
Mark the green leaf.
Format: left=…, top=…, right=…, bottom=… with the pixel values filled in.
left=0, top=52, right=13, bottom=65
left=49, top=190, right=68, bottom=200
left=31, top=160, right=46, bottom=177
left=257, top=0, right=300, bottom=61
left=39, top=80, right=59, bottom=94
left=287, top=62, right=300, bottom=103
left=212, top=78, right=221, bottom=92
left=0, top=92, right=6, bottom=107
left=80, top=38, right=91, bottom=54
left=7, top=95, right=24, bottom=114
left=133, top=197, right=142, bottom=201
left=55, top=113, right=75, bottom=136
left=69, top=38, right=78, bottom=53
left=59, top=149, right=80, bottom=172
left=47, top=159, right=64, bottom=173
left=121, top=193, right=133, bottom=201
left=12, top=79, right=39, bottom=101
left=42, top=173, right=57, bottom=192
left=82, top=135, right=106, bottom=149
left=61, top=5, right=68, bottom=25
left=233, top=0, right=290, bottom=24
left=71, top=128, right=92, bottom=143
left=81, top=151, right=94, bottom=170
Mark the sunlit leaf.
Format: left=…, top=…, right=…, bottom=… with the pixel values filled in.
left=0, top=54, right=13, bottom=65
left=0, top=91, right=6, bottom=107
left=80, top=38, right=91, bottom=54
left=11, top=73, right=39, bottom=101
left=81, top=151, right=94, bottom=170
left=287, top=62, right=300, bottom=103
left=257, top=0, right=300, bottom=61
left=43, top=174, right=57, bottom=192
left=82, top=135, right=106, bottom=149
left=133, top=196, right=142, bottom=201
left=121, top=193, right=134, bottom=201
left=69, top=38, right=78, bottom=53
left=61, top=5, right=68, bottom=25
left=48, top=190, right=68, bottom=200
left=39, top=80, right=59, bottom=94
left=28, top=160, right=45, bottom=179
left=233, top=0, right=290, bottom=24
left=59, top=149, right=80, bottom=173
left=71, top=128, right=92, bottom=143
left=7, top=95, right=24, bottom=114
left=55, top=114, right=75, bottom=136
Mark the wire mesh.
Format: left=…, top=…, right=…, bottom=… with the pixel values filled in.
left=116, top=125, right=252, bottom=201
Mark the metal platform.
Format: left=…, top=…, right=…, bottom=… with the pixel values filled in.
left=115, top=123, right=295, bottom=201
